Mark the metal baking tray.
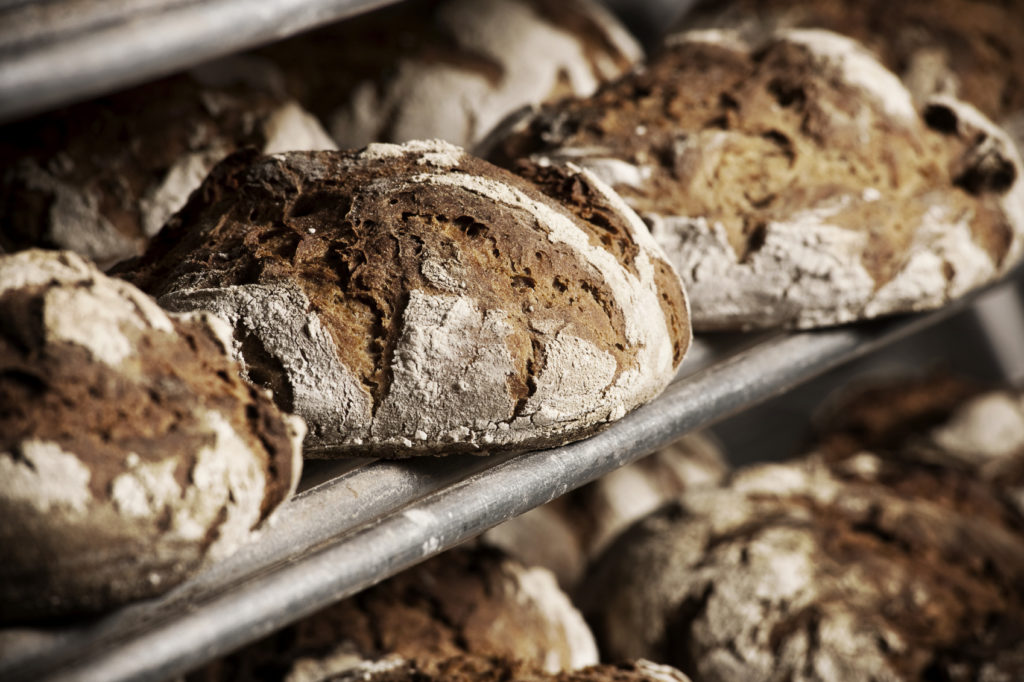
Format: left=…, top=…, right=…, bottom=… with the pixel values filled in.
left=0, top=0, right=401, bottom=123
left=3, top=270, right=1021, bottom=682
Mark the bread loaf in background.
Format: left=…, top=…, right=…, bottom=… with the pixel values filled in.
left=0, top=56, right=335, bottom=269
left=258, top=0, right=642, bottom=150
left=483, top=29, right=1024, bottom=330
left=681, top=0, right=1024, bottom=153
left=579, top=448, right=1024, bottom=682
left=0, top=250, right=304, bottom=623
left=188, top=545, right=598, bottom=680
left=118, top=140, right=690, bottom=456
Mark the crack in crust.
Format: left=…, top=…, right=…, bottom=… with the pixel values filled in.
left=483, top=30, right=1024, bottom=330
left=119, top=141, right=688, bottom=456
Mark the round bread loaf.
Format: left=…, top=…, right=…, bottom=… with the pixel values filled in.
left=258, top=0, right=642, bottom=149
left=188, top=546, right=598, bottom=680
left=282, top=655, right=693, bottom=682
left=681, top=0, right=1024, bottom=153
left=119, top=140, right=690, bottom=455
left=483, top=29, right=1024, bottom=330
left=579, top=453, right=1024, bottom=682
left=0, top=250, right=305, bottom=623
left=484, top=432, right=727, bottom=586
left=813, top=373, right=1024, bottom=516
left=0, top=56, right=335, bottom=269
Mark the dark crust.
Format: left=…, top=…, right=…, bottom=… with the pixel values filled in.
left=582, top=454, right=1024, bottom=681
left=685, top=0, right=1024, bottom=124
left=186, top=547, right=579, bottom=681
left=811, top=372, right=986, bottom=459
left=0, top=274, right=297, bottom=623
left=0, top=73, right=283, bottom=262
left=118, top=148, right=670, bottom=435
left=486, top=36, right=1017, bottom=289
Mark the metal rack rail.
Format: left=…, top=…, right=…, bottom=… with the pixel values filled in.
left=0, top=0, right=401, bottom=123
left=2, top=273, right=1019, bottom=682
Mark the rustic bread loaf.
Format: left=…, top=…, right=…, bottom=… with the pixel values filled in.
left=484, top=432, right=727, bottom=586
left=119, top=140, right=690, bottom=455
left=259, top=0, right=641, bottom=150
left=579, top=452, right=1024, bottom=682
left=188, top=546, right=598, bottom=680
left=287, top=655, right=692, bottom=682
left=813, top=373, right=1024, bottom=516
left=483, top=29, right=1024, bottom=330
left=682, top=0, right=1024, bottom=153
left=0, top=57, right=335, bottom=269
left=0, top=250, right=304, bottom=623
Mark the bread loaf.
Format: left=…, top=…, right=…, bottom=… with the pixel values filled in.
left=0, top=250, right=304, bottom=623
left=119, top=140, right=690, bottom=455
left=579, top=452, right=1024, bottom=681
left=188, top=546, right=598, bottom=680
left=286, top=655, right=693, bottom=682
left=484, top=29, right=1024, bottom=330
left=259, top=0, right=642, bottom=149
left=682, top=0, right=1024, bottom=153
left=0, top=57, right=335, bottom=269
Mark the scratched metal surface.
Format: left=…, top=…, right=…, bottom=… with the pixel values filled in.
left=0, top=0, right=400, bottom=122
left=1, top=271, right=1019, bottom=682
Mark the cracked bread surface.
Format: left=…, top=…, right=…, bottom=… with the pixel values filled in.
left=0, top=57, right=335, bottom=269
left=682, top=0, right=1024, bottom=153
left=0, top=250, right=304, bottom=623
left=579, top=452, right=1024, bottom=682
left=291, top=656, right=693, bottom=682
left=187, top=546, right=598, bottom=680
left=483, top=29, right=1024, bottom=330
left=258, top=0, right=641, bottom=150
left=119, top=140, right=689, bottom=456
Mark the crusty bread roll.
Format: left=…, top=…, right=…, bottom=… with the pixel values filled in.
left=484, top=432, right=727, bottom=586
left=579, top=451, right=1024, bottom=682
left=119, top=140, right=690, bottom=456
left=0, top=56, right=335, bottom=269
left=188, top=546, right=598, bottom=680
left=681, top=0, right=1024, bottom=153
left=259, top=0, right=642, bottom=149
left=282, top=655, right=693, bottom=682
left=0, top=250, right=304, bottom=623
left=483, top=29, right=1024, bottom=330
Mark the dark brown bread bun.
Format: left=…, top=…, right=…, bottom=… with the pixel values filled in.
left=483, top=29, right=1024, bottom=330
left=0, top=57, right=335, bottom=269
left=188, top=546, right=598, bottom=680
left=0, top=250, right=304, bottom=623
left=579, top=450, right=1024, bottom=682
left=119, top=140, right=690, bottom=456
left=258, top=0, right=642, bottom=150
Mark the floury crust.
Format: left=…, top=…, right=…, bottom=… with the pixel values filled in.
left=483, top=29, right=1024, bottom=330
left=0, top=56, right=334, bottom=269
left=258, top=0, right=642, bottom=150
left=0, top=250, right=304, bottom=623
left=580, top=451, right=1024, bottom=682
left=119, top=140, right=689, bottom=456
